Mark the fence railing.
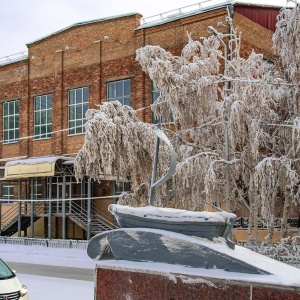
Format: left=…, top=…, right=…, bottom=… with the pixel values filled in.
left=234, top=217, right=299, bottom=229
left=0, top=51, right=28, bottom=65
left=142, top=0, right=231, bottom=25
left=0, top=236, right=88, bottom=250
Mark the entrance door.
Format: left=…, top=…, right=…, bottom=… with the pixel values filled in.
left=56, top=182, right=72, bottom=213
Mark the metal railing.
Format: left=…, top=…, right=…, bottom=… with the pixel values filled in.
left=0, top=51, right=28, bottom=65
left=233, top=217, right=299, bottom=229
left=1, top=204, right=20, bottom=229
left=69, top=201, right=118, bottom=232
left=1, top=202, right=47, bottom=228
left=1, top=198, right=118, bottom=235
left=142, top=0, right=232, bottom=25
left=0, top=236, right=88, bottom=249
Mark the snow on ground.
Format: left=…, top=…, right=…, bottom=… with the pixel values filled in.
left=0, top=244, right=96, bottom=300
left=1, top=235, right=300, bottom=300
left=0, top=243, right=97, bottom=269
left=17, top=274, right=94, bottom=300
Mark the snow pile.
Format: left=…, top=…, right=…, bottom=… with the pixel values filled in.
left=244, top=235, right=300, bottom=267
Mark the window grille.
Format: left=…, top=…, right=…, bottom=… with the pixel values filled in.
left=3, top=100, right=19, bottom=143
left=68, top=87, right=89, bottom=135
left=34, top=94, right=52, bottom=139
left=2, top=185, right=14, bottom=204
left=107, top=79, right=130, bottom=106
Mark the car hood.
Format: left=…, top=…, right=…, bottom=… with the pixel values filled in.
left=0, top=276, right=22, bottom=294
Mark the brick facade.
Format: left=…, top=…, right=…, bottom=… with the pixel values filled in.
left=0, top=4, right=283, bottom=239
left=0, top=7, right=277, bottom=159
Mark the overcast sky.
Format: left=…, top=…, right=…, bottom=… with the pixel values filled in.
left=0, top=0, right=290, bottom=58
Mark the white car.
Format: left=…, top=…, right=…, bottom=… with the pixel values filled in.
left=0, top=258, right=29, bottom=300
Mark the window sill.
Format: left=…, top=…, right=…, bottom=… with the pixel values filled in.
left=67, top=133, right=85, bottom=137
left=2, top=141, right=19, bottom=145
left=33, top=137, right=52, bottom=141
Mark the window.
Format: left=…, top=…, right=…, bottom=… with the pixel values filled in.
left=3, top=100, right=19, bottom=143
left=31, top=179, right=42, bottom=200
left=68, top=87, right=89, bottom=135
left=152, top=82, right=161, bottom=124
left=34, top=94, right=52, bottom=139
left=114, top=181, right=131, bottom=203
left=107, top=79, right=130, bottom=106
left=152, top=82, right=174, bottom=124
left=2, top=185, right=14, bottom=204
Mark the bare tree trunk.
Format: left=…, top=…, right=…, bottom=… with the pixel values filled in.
left=281, top=194, right=291, bottom=239
left=247, top=172, right=257, bottom=241
left=253, top=191, right=259, bottom=241
left=267, top=214, right=274, bottom=245
left=247, top=200, right=253, bottom=240
left=250, top=172, right=259, bottom=241
left=267, top=193, right=276, bottom=245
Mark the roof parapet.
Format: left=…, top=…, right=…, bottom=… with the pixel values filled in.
left=141, top=0, right=232, bottom=25
left=0, top=51, right=28, bottom=66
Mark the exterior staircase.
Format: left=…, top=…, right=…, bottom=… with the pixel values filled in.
left=68, top=201, right=118, bottom=234
left=1, top=200, right=118, bottom=237
left=1, top=203, right=43, bottom=236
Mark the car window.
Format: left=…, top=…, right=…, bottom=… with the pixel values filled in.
left=0, top=259, right=15, bottom=280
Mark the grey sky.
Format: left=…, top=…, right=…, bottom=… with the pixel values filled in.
left=0, top=0, right=289, bottom=58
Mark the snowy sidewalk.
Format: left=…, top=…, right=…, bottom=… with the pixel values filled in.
left=0, top=243, right=97, bottom=269
left=0, top=243, right=96, bottom=300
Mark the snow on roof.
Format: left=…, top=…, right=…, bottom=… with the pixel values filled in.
left=3, top=1, right=289, bottom=57
left=137, top=0, right=286, bottom=30
left=5, top=156, right=74, bottom=167
left=234, top=0, right=287, bottom=8
left=137, top=1, right=230, bottom=30
left=0, top=51, right=28, bottom=67
left=0, top=56, right=28, bottom=67
left=26, top=12, right=141, bottom=46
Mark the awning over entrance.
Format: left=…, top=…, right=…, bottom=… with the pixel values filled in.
left=5, top=156, right=74, bottom=179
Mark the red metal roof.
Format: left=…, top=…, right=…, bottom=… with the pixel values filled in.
left=234, top=4, right=281, bottom=32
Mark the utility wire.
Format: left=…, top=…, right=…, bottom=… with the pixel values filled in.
left=0, top=195, right=120, bottom=203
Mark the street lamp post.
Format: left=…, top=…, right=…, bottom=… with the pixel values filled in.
left=207, top=25, right=231, bottom=212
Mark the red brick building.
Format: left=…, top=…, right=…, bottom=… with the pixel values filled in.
left=0, top=1, right=285, bottom=240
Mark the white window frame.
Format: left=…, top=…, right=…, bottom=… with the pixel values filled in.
left=68, top=86, right=89, bottom=135
left=2, top=185, right=14, bottom=204
left=31, top=179, right=42, bottom=200
left=152, top=82, right=161, bottom=124
left=114, top=181, right=131, bottom=203
left=3, top=100, right=19, bottom=144
left=151, top=81, right=174, bottom=124
left=107, top=79, right=130, bottom=106
left=34, top=94, right=52, bottom=139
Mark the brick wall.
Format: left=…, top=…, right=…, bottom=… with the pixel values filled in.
left=0, top=7, right=277, bottom=162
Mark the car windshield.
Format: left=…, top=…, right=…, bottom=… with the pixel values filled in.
left=0, top=259, right=15, bottom=280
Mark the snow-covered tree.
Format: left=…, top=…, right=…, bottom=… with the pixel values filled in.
left=74, top=101, right=171, bottom=207
left=75, top=2, right=300, bottom=242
